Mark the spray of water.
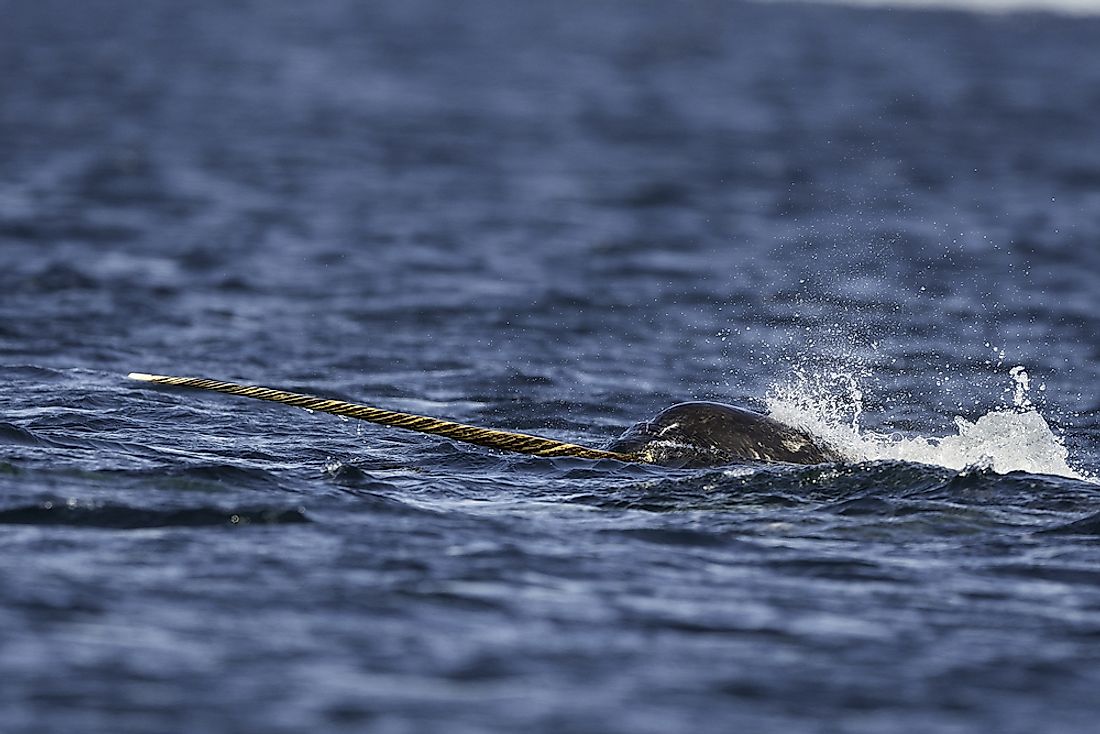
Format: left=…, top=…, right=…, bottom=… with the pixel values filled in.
left=764, top=362, right=1084, bottom=480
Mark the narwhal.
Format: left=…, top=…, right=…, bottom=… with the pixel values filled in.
left=127, top=373, right=840, bottom=468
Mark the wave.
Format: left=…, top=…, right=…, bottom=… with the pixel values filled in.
left=0, top=502, right=310, bottom=528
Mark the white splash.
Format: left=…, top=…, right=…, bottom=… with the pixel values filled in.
left=764, top=364, right=1085, bottom=479
left=757, top=0, right=1100, bottom=16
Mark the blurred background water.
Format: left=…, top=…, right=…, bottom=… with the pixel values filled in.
left=2, top=1, right=1100, bottom=732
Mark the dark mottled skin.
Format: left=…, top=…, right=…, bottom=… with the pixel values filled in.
left=606, top=402, right=841, bottom=468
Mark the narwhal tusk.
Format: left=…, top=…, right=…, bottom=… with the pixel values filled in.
left=127, top=372, right=636, bottom=462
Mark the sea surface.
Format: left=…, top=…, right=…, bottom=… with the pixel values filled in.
left=3, top=1, right=1100, bottom=732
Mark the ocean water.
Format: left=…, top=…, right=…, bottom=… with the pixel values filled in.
left=2, top=1, right=1100, bottom=732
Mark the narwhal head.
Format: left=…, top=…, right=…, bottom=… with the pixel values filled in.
left=607, top=401, right=839, bottom=468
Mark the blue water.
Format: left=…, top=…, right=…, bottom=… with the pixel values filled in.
left=3, top=1, right=1100, bottom=732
